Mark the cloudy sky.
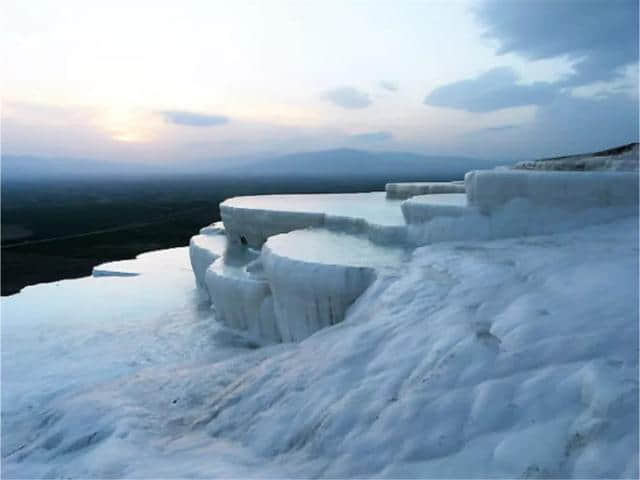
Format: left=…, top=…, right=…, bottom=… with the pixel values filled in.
left=2, top=0, right=638, bottom=164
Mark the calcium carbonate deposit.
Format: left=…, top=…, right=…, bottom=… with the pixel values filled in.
left=2, top=156, right=638, bottom=478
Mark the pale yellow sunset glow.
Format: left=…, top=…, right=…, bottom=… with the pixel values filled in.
left=2, top=0, right=637, bottom=162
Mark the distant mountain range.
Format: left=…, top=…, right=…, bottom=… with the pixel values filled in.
left=219, top=148, right=502, bottom=180
left=2, top=155, right=144, bottom=180
left=2, top=149, right=503, bottom=182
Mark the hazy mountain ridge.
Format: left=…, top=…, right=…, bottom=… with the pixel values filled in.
left=220, top=148, right=501, bottom=179
left=1, top=155, right=172, bottom=180
left=1, top=149, right=500, bottom=182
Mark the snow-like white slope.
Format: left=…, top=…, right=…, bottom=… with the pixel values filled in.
left=92, top=247, right=191, bottom=277
left=2, top=248, right=291, bottom=478
left=385, top=181, right=465, bottom=199
left=220, top=192, right=406, bottom=247
left=3, top=217, right=637, bottom=478
left=197, top=216, right=639, bottom=478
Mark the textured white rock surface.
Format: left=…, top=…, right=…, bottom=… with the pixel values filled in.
left=385, top=181, right=465, bottom=199
left=198, top=170, right=639, bottom=342
left=401, top=193, right=470, bottom=224
left=264, top=228, right=407, bottom=267
left=188, top=233, right=228, bottom=288
left=93, top=247, right=193, bottom=277
left=514, top=143, right=639, bottom=171
left=2, top=247, right=287, bottom=478
left=190, top=226, right=406, bottom=343
left=204, top=247, right=280, bottom=342
left=465, top=169, right=639, bottom=213
left=262, top=229, right=407, bottom=341
left=199, top=221, right=225, bottom=235
left=196, top=217, right=639, bottom=478
left=191, top=218, right=407, bottom=342
left=220, top=192, right=405, bottom=247
left=398, top=171, right=639, bottom=245
left=407, top=198, right=637, bottom=246
left=3, top=218, right=637, bottom=478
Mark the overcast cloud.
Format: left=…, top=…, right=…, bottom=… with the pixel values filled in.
left=160, top=111, right=229, bottom=127
left=476, top=0, right=639, bottom=86
left=423, top=0, right=638, bottom=154
left=425, top=67, right=557, bottom=112
left=2, top=1, right=637, bottom=163
left=379, top=81, right=398, bottom=92
left=321, top=87, right=372, bottom=109
left=350, top=131, right=393, bottom=143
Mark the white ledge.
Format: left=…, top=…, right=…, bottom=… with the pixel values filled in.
left=385, top=181, right=465, bottom=199
left=262, top=229, right=406, bottom=341
left=220, top=192, right=406, bottom=248
left=465, top=170, right=639, bottom=213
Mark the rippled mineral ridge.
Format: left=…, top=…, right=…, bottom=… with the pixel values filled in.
left=2, top=212, right=638, bottom=477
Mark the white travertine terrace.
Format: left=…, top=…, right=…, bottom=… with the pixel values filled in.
left=6, top=216, right=638, bottom=477
left=204, top=247, right=280, bottom=342
left=190, top=166, right=639, bottom=342
left=220, top=192, right=406, bottom=248
left=513, top=142, right=639, bottom=171
left=6, top=149, right=639, bottom=478
left=465, top=170, right=639, bottom=212
left=385, top=181, right=465, bottom=199
left=92, top=247, right=190, bottom=277
left=198, top=220, right=226, bottom=235
left=400, top=193, right=470, bottom=224
left=262, top=230, right=407, bottom=341
left=188, top=233, right=228, bottom=289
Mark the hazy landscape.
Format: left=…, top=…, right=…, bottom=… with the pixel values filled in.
left=2, top=0, right=638, bottom=478
left=1, top=149, right=501, bottom=295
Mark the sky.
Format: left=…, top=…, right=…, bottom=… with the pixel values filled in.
left=2, top=0, right=638, bottom=165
